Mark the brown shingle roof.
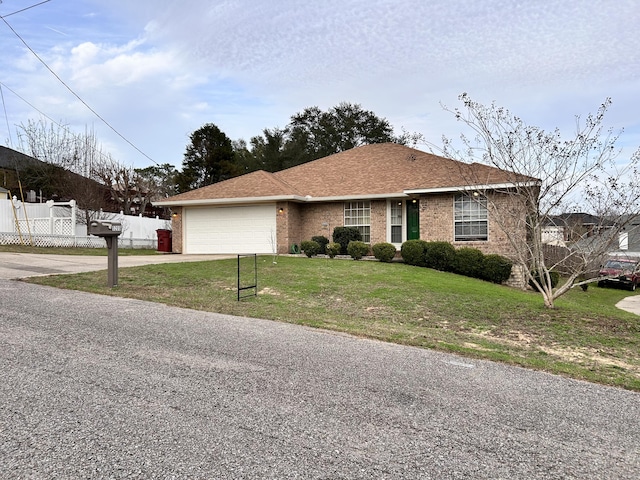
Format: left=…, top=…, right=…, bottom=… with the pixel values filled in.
left=274, top=143, right=527, bottom=197
left=158, top=143, right=537, bottom=205
left=164, top=169, right=301, bottom=202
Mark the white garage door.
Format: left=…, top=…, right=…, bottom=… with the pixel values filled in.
left=184, top=204, right=276, bottom=254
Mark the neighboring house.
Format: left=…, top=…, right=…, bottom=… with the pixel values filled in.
left=0, top=187, right=9, bottom=200
left=0, top=144, right=88, bottom=203
left=541, top=213, right=613, bottom=247
left=1, top=145, right=127, bottom=213
left=0, top=145, right=44, bottom=197
left=615, top=215, right=640, bottom=252
left=542, top=213, right=640, bottom=253
left=154, top=143, right=539, bottom=256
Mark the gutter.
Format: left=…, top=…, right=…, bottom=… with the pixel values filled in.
left=403, top=181, right=540, bottom=195
left=154, top=192, right=409, bottom=207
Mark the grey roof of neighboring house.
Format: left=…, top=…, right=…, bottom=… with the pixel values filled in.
left=543, top=213, right=615, bottom=227
left=0, top=145, right=44, bottom=170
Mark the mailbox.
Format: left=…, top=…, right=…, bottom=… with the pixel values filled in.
left=89, top=221, right=122, bottom=237
left=88, top=220, right=122, bottom=287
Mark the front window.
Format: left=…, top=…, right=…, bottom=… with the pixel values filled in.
left=454, top=193, right=488, bottom=241
left=390, top=201, right=403, bottom=243
left=344, top=201, right=370, bottom=242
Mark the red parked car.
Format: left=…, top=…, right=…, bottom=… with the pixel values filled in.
left=597, top=256, right=640, bottom=291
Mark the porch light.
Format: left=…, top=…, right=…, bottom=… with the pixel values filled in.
left=278, top=208, right=284, bottom=214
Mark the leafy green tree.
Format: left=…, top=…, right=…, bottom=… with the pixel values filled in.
left=286, top=102, right=397, bottom=162
left=249, top=102, right=415, bottom=172
left=249, top=128, right=290, bottom=172
left=232, top=139, right=261, bottom=174
left=134, top=164, right=178, bottom=215
left=134, top=164, right=178, bottom=199
left=176, top=123, right=239, bottom=192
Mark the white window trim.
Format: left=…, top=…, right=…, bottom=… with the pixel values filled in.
left=453, top=193, right=489, bottom=242
left=344, top=200, right=371, bottom=243
left=386, top=199, right=406, bottom=247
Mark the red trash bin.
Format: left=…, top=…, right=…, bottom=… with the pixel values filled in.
left=156, top=229, right=172, bottom=253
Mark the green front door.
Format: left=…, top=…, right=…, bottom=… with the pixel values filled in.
left=407, top=200, right=420, bottom=240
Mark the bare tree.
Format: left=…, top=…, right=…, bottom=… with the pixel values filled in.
left=134, top=164, right=178, bottom=216
left=91, top=155, right=139, bottom=215
left=15, top=120, right=109, bottom=223
left=16, top=119, right=78, bottom=172
left=439, top=94, right=640, bottom=308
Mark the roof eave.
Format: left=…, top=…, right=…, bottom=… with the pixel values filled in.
left=301, top=192, right=407, bottom=202
left=153, top=194, right=307, bottom=207
left=155, top=192, right=409, bottom=206
left=404, top=181, right=540, bottom=195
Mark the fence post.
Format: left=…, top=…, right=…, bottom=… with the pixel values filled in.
left=47, top=200, right=54, bottom=234
left=70, top=200, right=77, bottom=236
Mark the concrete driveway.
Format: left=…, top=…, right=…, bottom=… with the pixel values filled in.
left=0, top=252, right=232, bottom=279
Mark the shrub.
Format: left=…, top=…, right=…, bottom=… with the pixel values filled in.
left=333, top=226, right=362, bottom=255
left=326, top=242, right=341, bottom=258
left=300, top=240, right=321, bottom=258
left=452, top=247, right=485, bottom=278
left=530, top=270, right=560, bottom=291
left=311, top=235, right=329, bottom=255
left=347, top=241, right=369, bottom=260
left=400, top=239, right=428, bottom=266
left=481, top=254, right=513, bottom=284
left=372, top=242, right=397, bottom=263
left=424, top=241, right=456, bottom=271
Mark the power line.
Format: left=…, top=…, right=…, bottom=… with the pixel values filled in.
left=0, top=80, right=129, bottom=167
left=0, top=81, right=59, bottom=126
left=1, top=14, right=159, bottom=166
left=0, top=83, right=14, bottom=147
left=0, top=1, right=52, bottom=19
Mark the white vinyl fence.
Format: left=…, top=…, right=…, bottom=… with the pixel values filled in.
left=0, top=197, right=170, bottom=249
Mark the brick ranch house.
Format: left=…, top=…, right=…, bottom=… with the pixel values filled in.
left=154, top=143, right=539, bottom=259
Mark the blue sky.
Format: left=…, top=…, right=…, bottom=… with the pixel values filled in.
left=1, top=0, right=639, bottom=170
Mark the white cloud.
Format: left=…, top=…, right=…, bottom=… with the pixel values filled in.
left=1, top=0, right=638, bottom=170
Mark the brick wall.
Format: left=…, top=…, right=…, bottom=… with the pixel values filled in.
left=417, top=193, right=526, bottom=258
left=419, top=194, right=453, bottom=243
left=298, top=202, right=343, bottom=245
left=370, top=200, right=387, bottom=245
left=288, top=200, right=389, bottom=248
left=170, top=207, right=183, bottom=253
left=277, top=201, right=303, bottom=253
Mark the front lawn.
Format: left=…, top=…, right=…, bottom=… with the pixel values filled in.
left=26, top=255, right=640, bottom=390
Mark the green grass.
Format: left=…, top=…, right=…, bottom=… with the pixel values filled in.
left=0, top=244, right=160, bottom=256
left=26, top=255, right=640, bottom=391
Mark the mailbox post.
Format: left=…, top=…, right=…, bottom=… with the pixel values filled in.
left=88, top=220, right=122, bottom=287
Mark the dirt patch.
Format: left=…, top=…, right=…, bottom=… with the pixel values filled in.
left=258, top=287, right=281, bottom=296
left=539, top=345, right=640, bottom=375
left=470, top=329, right=640, bottom=376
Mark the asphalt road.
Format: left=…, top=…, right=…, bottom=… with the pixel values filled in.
left=1, top=278, right=639, bottom=479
